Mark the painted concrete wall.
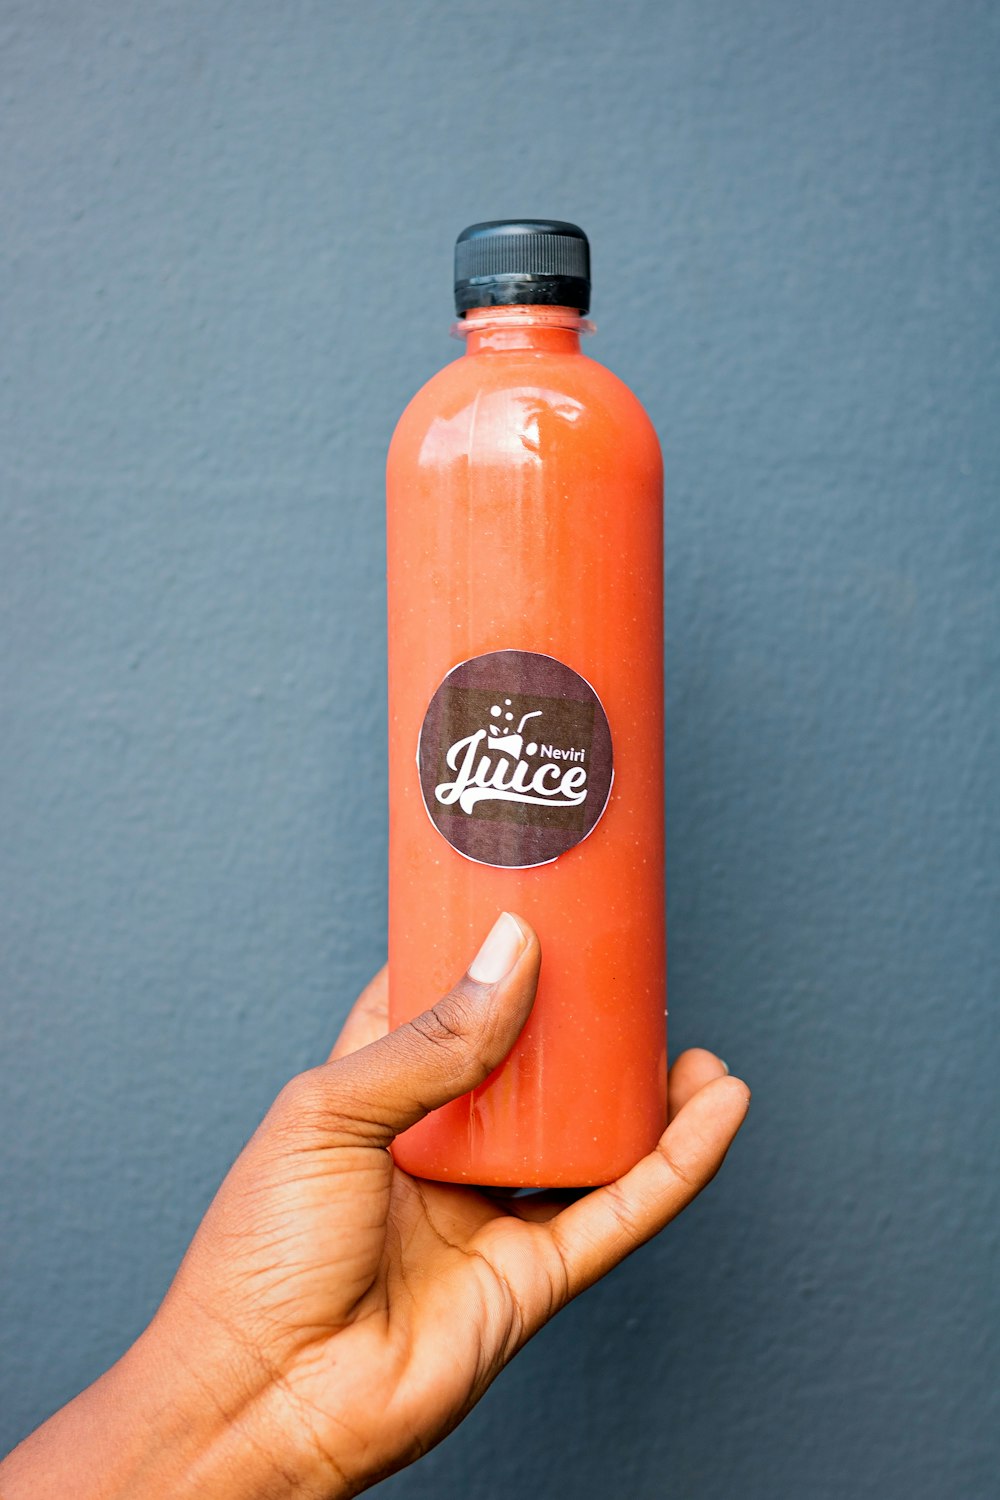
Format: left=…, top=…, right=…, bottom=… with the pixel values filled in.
left=2, top=3, right=997, bottom=1495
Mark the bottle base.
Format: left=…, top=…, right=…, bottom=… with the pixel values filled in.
left=391, top=1142, right=647, bottom=1190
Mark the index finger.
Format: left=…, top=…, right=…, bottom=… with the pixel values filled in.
left=327, top=965, right=389, bottom=1060
left=545, top=1073, right=750, bottom=1302
left=496, top=1046, right=732, bottom=1224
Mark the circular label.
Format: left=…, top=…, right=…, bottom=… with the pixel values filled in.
left=417, top=649, right=614, bottom=869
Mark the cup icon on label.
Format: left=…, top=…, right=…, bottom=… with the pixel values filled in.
left=487, top=709, right=542, bottom=758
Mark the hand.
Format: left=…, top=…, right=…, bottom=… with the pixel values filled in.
left=0, top=912, right=749, bottom=1500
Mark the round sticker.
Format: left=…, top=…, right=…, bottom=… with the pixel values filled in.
left=417, top=649, right=614, bottom=869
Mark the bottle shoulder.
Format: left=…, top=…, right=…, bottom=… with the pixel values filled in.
left=388, top=351, right=661, bottom=476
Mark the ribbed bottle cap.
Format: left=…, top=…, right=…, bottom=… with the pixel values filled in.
left=454, top=220, right=590, bottom=315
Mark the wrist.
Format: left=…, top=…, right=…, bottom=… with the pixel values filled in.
left=0, top=1311, right=340, bottom=1500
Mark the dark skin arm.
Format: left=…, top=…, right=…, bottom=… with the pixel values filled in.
left=0, top=912, right=749, bottom=1498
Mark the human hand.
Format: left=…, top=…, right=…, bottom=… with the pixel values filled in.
left=0, top=912, right=749, bottom=1500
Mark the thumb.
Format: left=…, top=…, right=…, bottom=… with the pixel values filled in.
left=293, top=913, right=539, bottom=1148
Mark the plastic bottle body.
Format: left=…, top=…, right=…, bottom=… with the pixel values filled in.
left=386, top=309, right=665, bottom=1187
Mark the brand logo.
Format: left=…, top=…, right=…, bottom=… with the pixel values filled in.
left=435, top=705, right=588, bottom=814
left=418, top=650, right=614, bottom=868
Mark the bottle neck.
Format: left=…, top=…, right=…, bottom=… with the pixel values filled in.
left=458, top=305, right=587, bottom=355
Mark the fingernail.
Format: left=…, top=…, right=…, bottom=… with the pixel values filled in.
left=468, top=913, right=526, bottom=984
left=720, top=1059, right=730, bottom=1075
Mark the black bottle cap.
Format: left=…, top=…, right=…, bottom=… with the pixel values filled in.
left=454, top=220, right=591, bottom=315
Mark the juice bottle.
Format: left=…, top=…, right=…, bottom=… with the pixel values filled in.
left=386, top=219, right=665, bottom=1187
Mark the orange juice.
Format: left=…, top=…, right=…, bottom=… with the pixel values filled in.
left=387, top=221, right=665, bottom=1185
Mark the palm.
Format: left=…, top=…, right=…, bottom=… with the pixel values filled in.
left=353, top=1165, right=560, bottom=1420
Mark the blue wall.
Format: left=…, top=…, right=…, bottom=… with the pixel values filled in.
left=2, top=3, right=997, bottom=1495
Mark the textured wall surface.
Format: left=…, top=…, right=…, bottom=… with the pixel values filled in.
left=2, top=3, right=998, bottom=1496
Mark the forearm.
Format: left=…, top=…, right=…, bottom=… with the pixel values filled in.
left=0, top=1318, right=329, bottom=1500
